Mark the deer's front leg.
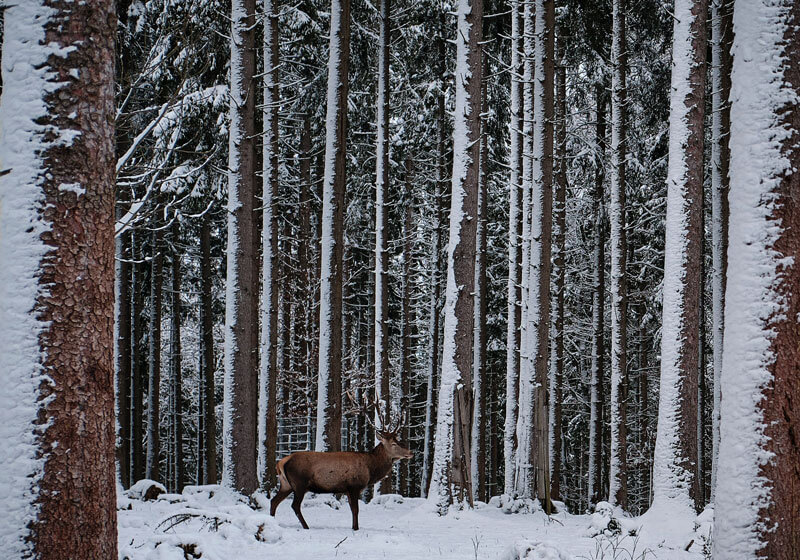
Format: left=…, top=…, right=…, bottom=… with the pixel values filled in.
left=347, top=490, right=360, bottom=530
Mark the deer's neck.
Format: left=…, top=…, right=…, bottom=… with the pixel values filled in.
left=367, top=443, right=393, bottom=485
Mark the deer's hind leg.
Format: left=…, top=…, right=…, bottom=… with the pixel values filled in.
left=347, top=489, right=360, bottom=531
left=291, top=489, right=310, bottom=529
left=270, top=486, right=292, bottom=517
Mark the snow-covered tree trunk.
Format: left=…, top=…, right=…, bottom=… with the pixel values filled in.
left=224, top=0, right=259, bottom=493
left=130, top=233, right=146, bottom=483
left=526, top=0, right=555, bottom=511
left=549, top=40, right=567, bottom=503
left=169, top=222, right=183, bottom=492
left=428, top=0, right=482, bottom=514
left=0, top=1, right=118, bottom=555
left=199, top=215, right=218, bottom=485
left=709, top=0, right=732, bottom=504
left=514, top=0, right=535, bottom=499
left=258, top=0, right=279, bottom=490
left=587, top=85, right=606, bottom=507
left=471, top=60, right=488, bottom=501
left=147, top=226, right=164, bottom=482
left=608, top=0, right=628, bottom=510
left=297, top=114, right=313, bottom=429
left=504, top=0, right=523, bottom=497
left=400, top=165, right=415, bottom=495
left=315, top=0, right=350, bottom=452
left=713, top=2, right=800, bottom=557
left=643, top=0, right=706, bottom=541
left=374, top=0, right=392, bottom=493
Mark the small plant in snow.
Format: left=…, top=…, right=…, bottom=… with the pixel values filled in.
left=580, top=533, right=653, bottom=560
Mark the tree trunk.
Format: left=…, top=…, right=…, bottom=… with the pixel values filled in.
left=0, top=2, right=118, bottom=556
left=504, top=0, right=523, bottom=498
left=224, top=0, right=259, bottom=494
left=709, top=0, right=732, bottom=504
left=374, top=0, right=392, bottom=494
left=549, top=38, right=567, bottom=503
left=714, top=4, right=800, bottom=557
left=199, top=215, right=218, bottom=484
left=428, top=0, right=482, bottom=514
left=645, top=0, right=706, bottom=539
left=116, top=225, right=132, bottom=488
left=297, top=114, right=313, bottom=431
left=608, top=0, right=628, bottom=510
left=131, top=232, right=146, bottom=483
left=169, top=221, right=183, bottom=492
left=315, top=0, right=350, bottom=452
left=400, top=161, right=415, bottom=496
left=471, top=55, right=488, bottom=502
left=147, top=226, right=164, bottom=482
left=259, top=0, right=280, bottom=490
left=588, top=85, right=606, bottom=507
left=529, top=0, right=554, bottom=512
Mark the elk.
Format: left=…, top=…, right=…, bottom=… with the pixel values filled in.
left=269, top=394, right=412, bottom=530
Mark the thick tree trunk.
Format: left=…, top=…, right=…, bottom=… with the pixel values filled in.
left=199, top=215, right=218, bottom=484
left=549, top=40, right=567, bottom=503
left=224, top=0, right=259, bottom=494
left=504, top=0, right=523, bottom=498
left=428, top=0, right=482, bottom=514
left=258, top=0, right=280, bottom=490
left=0, top=1, right=118, bottom=556
left=146, top=226, right=164, bottom=482
left=374, top=0, right=392, bottom=494
left=588, top=86, right=606, bottom=507
left=714, top=2, right=800, bottom=558
left=645, top=0, right=706, bottom=540
left=709, top=0, right=732, bottom=504
left=298, top=114, right=313, bottom=428
left=315, top=0, right=350, bottom=452
left=608, top=0, right=628, bottom=510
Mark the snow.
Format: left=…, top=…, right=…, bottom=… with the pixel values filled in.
left=118, top=490, right=705, bottom=560
left=0, top=2, right=67, bottom=556
left=713, top=1, right=796, bottom=557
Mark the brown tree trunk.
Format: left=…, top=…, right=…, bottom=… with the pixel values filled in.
left=199, top=214, right=218, bottom=484
left=0, top=2, right=118, bottom=556
left=147, top=225, right=164, bottom=482
left=224, top=0, right=259, bottom=493
left=131, top=231, right=146, bottom=483
left=169, top=220, right=183, bottom=492
left=297, top=114, right=313, bottom=420
left=116, top=225, right=132, bottom=488
left=315, top=0, right=350, bottom=452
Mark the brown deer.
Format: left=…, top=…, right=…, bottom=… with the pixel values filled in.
left=269, top=395, right=412, bottom=530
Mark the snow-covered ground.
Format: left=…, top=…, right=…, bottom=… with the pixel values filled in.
left=118, top=484, right=709, bottom=560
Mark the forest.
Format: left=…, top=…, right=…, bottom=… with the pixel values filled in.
left=0, top=0, right=798, bottom=559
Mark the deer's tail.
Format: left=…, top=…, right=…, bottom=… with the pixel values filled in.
left=276, top=456, right=291, bottom=491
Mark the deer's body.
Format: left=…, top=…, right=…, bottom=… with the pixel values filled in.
left=270, top=435, right=412, bottom=530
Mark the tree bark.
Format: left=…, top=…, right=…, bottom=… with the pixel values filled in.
left=0, top=2, right=118, bottom=556
left=374, top=0, right=392, bottom=494
left=428, top=0, right=482, bottom=514
left=259, top=0, right=280, bottom=490
left=709, top=0, right=732, bottom=504
left=224, top=0, right=259, bottom=494
left=608, top=0, right=628, bottom=510
left=116, top=225, right=132, bottom=488
left=549, top=38, right=567, bottom=503
left=504, top=0, right=523, bottom=498
left=646, top=0, right=706, bottom=535
left=199, top=214, right=218, bottom=484
left=588, top=85, right=606, bottom=507
left=315, top=0, right=350, bottom=452
left=131, top=231, right=146, bottom=483
left=147, top=225, right=164, bottom=482
left=169, top=220, right=183, bottom=492
left=713, top=2, right=800, bottom=557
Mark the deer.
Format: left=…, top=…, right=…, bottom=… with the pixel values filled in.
left=269, top=393, right=413, bottom=530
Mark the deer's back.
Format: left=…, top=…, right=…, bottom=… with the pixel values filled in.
left=284, top=451, right=373, bottom=493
